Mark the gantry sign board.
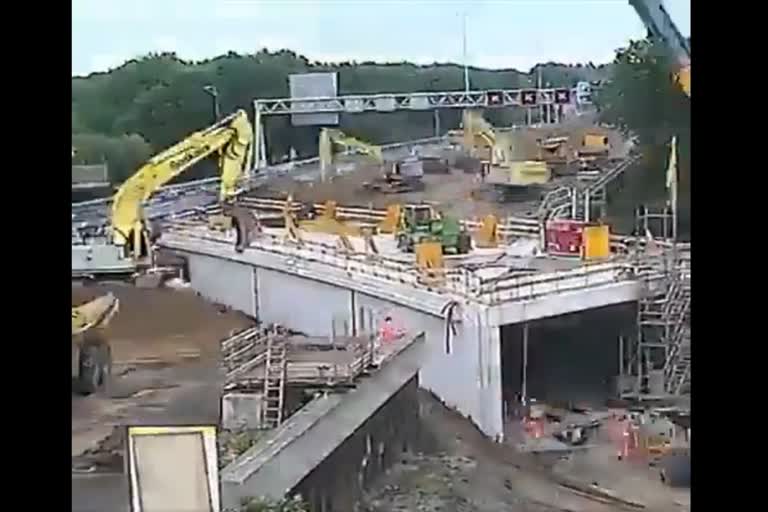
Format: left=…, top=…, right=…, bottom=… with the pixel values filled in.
left=289, top=72, right=339, bottom=126
left=252, top=87, right=575, bottom=168
left=126, top=425, right=221, bottom=512
left=256, top=87, right=575, bottom=117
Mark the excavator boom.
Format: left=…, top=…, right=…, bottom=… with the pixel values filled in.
left=110, top=109, right=252, bottom=248
left=319, top=128, right=383, bottom=169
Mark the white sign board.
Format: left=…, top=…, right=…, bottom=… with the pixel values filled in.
left=409, top=96, right=430, bottom=110
left=289, top=72, right=339, bottom=126
left=344, top=98, right=365, bottom=113
left=374, top=96, right=396, bottom=112
left=127, top=426, right=220, bottom=512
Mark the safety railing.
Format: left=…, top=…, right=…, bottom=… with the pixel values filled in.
left=235, top=197, right=690, bottom=258
left=162, top=217, right=656, bottom=307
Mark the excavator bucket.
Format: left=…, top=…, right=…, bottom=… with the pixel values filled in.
left=72, top=293, right=120, bottom=337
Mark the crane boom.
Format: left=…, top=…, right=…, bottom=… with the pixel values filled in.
left=110, top=109, right=252, bottom=252
left=629, top=0, right=690, bottom=95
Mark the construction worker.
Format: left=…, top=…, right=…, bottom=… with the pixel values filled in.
left=378, top=315, right=404, bottom=343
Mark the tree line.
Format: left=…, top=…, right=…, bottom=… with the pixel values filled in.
left=72, top=49, right=608, bottom=183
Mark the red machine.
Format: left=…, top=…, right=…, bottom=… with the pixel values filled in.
left=545, top=219, right=585, bottom=256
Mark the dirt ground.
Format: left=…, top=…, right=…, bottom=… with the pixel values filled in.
left=361, top=392, right=689, bottom=512
left=255, top=122, right=627, bottom=221
left=72, top=282, right=256, bottom=464
left=259, top=166, right=544, bottom=220
left=72, top=281, right=254, bottom=364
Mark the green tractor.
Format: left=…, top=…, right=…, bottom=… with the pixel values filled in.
left=396, top=204, right=472, bottom=255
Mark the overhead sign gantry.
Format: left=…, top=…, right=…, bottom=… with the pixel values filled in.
left=251, top=87, right=574, bottom=168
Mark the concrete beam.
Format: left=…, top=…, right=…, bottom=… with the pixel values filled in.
left=162, top=238, right=454, bottom=318
left=487, top=280, right=644, bottom=326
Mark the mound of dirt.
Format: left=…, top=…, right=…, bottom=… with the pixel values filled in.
left=72, top=282, right=254, bottom=364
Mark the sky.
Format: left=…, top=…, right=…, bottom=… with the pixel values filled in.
left=72, top=0, right=691, bottom=76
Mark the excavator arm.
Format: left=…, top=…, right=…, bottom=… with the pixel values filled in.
left=628, top=0, right=690, bottom=96
left=319, top=128, right=383, bottom=170
left=110, top=109, right=253, bottom=256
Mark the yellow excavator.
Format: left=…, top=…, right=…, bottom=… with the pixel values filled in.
left=111, top=109, right=254, bottom=260
left=72, top=293, right=119, bottom=395
left=73, top=109, right=256, bottom=278
left=319, top=128, right=383, bottom=178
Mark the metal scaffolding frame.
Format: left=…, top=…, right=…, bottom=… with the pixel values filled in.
left=251, top=87, right=566, bottom=168
left=623, top=206, right=690, bottom=399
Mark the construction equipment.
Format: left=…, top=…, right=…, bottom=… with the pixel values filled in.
left=396, top=204, right=472, bottom=255
left=577, top=133, right=610, bottom=159
left=629, top=0, right=690, bottom=97
left=72, top=110, right=255, bottom=277
left=292, top=198, right=372, bottom=237
left=537, top=136, right=570, bottom=167
left=319, top=128, right=383, bottom=179
left=72, top=293, right=119, bottom=395
left=461, top=109, right=496, bottom=161
left=363, top=157, right=425, bottom=194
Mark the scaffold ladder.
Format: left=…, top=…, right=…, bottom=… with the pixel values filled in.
left=627, top=206, right=690, bottom=398
left=262, top=333, right=287, bottom=428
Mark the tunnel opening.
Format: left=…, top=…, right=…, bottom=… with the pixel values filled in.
left=500, top=303, right=636, bottom=419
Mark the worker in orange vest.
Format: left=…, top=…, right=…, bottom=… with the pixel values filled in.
left=378, top=316, right=404, bottom=343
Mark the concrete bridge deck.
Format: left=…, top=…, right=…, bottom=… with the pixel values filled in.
left=157, top=210, right=666, bottom=440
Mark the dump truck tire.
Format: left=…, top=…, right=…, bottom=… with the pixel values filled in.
left=77, top=336, right=111, bottom=396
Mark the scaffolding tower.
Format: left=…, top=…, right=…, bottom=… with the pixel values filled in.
left=623, top=206, right=690, bottom=399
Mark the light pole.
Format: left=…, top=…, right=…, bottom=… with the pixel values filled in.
left=202, top=85, right=221, bottom=121
left=462, top=11, right=470, bottom=93
left=430, top=78, right=441, bottom=137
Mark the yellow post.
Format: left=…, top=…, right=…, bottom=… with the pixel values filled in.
left=379, top=204, right=402, bottom=234
left=582, top=224, right=611, bottom=260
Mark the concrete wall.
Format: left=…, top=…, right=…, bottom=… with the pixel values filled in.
left=294, top=377, right=421, bottom=512
left=354, top=292, right=503, bottom=441
left=257, top=268, right=351, bottom=336
left=184, top=253, right=505, bottom=440
left=221, top=335, right=427, bottom=510
left=188, top=254, right=255, bottom=316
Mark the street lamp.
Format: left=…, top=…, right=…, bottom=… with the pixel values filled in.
left=202, top=85, right=221, bottom=121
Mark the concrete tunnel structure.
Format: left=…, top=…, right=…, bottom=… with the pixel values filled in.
left=159, top=227, right=659, bottom=441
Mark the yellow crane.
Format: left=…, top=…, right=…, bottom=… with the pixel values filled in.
left=111, top=109, right=253, bottom=262
left=72, top=293, right=119, bottom=395
left=628, top=0, right=690, bottom=97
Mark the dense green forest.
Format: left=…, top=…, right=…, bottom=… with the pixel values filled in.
left=71, top=41, right=689, bottom=234
left=71, top=49, right=609, bottom=182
